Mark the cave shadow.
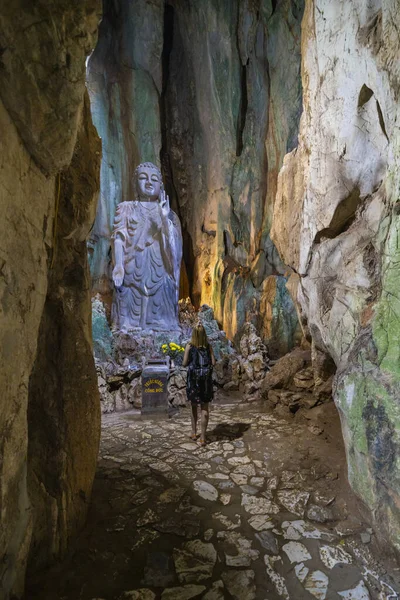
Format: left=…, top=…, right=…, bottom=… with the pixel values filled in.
left=207, top=421, right=251, bottom=441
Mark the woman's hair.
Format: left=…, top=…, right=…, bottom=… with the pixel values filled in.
left=190, top=324, right=209, bottom=348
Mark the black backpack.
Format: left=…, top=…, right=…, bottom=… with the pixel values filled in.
left=193, top=345, right=212, bottom=377
left=187, top=345, right=214, bottom=401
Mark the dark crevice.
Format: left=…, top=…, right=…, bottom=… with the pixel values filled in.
left=161, top=4, right=174, bottom=103
left=363, top=242, right=382, bottom=303
left=283, top=1, right=304, bottom=154
left=159, top=14, right=179, bottom=217
left=236, top=63, right=248, bottom=157
left=357, top=85, right=389, bottom=142
left=358, top=84, right=374, bottom=108
left=223, top=229, right=231, bottom=257
left=376, top=100, right=389, bottom=142
left=290, top=0, right=303, bottom=20
left=364, top=401, right=397, bottom=477
left=159, top=3, right=176, bottom=209
left=339, top=144, right=347, bottom=160
left=314, top=187, right=362, bottom=244
left=202, top=223, right=216, bottom=238
left=224, top=229, right=237, bottom=254
left=160, top=4, right=194, bottom=303
left=271, top=0, right=278, bottom=15
left=160, top=3, right=175, bottom=186
left=286, top=96, right=303, bottom=153
left=229, top=194, right=242, bottom=235
left=182, top=229, right=196, bottom=303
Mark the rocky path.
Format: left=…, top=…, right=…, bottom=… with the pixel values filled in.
left=27, top=397, right=399, bottom=600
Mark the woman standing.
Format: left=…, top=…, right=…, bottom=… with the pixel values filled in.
left=182, top=325, right=216, bottom=446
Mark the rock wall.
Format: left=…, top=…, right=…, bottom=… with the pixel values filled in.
left=87, top=0, right=164, bottom=296
left=27, top=92, right=101, bottom=573
left=0, top=2, right=101, bottom=597
left=165, top=0, right=303, bottom=357
left=272, top=0, right=400, bottom=551
left=87, top=0, right=304, bottom=357
left=0, top=94, right=54, bottom=600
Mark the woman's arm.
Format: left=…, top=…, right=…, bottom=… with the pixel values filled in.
left=182, top=343, right=191, bottom=367
left=210, top=345, right=216, bottom=366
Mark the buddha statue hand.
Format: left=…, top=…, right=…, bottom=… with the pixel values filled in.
left=112, top=264, right=125, bottom=287
left=159, top=189, right=170, bottom=217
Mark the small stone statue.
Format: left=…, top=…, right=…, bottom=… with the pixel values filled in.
left=111, top=162, right=182, bottom=332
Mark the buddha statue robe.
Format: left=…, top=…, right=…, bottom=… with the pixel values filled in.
left=111, top=199, right=182, bottom=332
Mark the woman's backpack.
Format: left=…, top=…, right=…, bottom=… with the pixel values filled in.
left=187, top=345, right=214, bottom=401
left=193, top=346, right=212, bottom=376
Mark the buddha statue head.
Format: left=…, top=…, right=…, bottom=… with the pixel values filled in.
left=134, top=162, right=163, bottom=201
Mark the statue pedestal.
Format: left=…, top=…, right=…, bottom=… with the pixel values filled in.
left=113, top=330, right=182, bottom=365
left=141, top=358, right=170, bottom=414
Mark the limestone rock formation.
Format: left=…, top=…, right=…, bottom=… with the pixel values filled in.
left=87, top=0, right=304, bottom=357
left=0, top=0, right=100, bottom=174
left=27, top=92, right=101, bottom=572
left=232, top=323, right=270, bottom=400
left=0, top=3, right=101, bottom=597
left=271, top=0, right=400, bottom=550
left=87, top=0, right=164, bottom=295
left=262, top=348, right=310, bottom=394
left=165, top=0, right=304, bottom=356
left=0, top=92, right=54, bottom=600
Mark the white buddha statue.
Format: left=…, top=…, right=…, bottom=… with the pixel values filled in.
left=111, top=162, right=182, bottom=332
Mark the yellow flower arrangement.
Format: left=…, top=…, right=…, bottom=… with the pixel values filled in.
left=161, top=341, right=185, bottom=364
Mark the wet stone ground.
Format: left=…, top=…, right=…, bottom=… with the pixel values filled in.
left=28, top=396, right=400, bottom=600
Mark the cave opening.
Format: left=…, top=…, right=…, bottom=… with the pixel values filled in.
left=57, top=1, right=399, bottom=597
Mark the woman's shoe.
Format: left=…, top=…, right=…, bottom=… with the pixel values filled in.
left=199, top=438, right=206, bottom=447
left=189, top=433, right=198, bottom=440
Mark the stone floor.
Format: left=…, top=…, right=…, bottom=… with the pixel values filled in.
left=27, top=396, right=400, bottom=600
